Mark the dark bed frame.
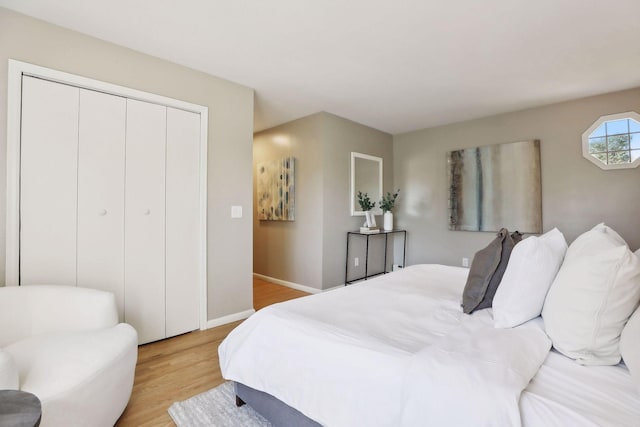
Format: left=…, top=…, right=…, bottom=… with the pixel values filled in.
left=234, top=382, right=322, bottom=427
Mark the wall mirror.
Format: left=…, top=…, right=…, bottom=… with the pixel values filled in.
left=350, top=152, right=383, bottom=216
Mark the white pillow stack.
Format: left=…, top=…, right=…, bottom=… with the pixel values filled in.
left=493, top=228, right=567, bottom=328
left=542, top=223, right=640, bottom=365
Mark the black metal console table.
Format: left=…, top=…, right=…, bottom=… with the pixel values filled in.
left=345, top=229, right=407, bottom=284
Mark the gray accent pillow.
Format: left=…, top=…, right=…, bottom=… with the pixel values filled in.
left=462, top=229, right=521, bottom=314
left=476, top=230, right=522, bottom=311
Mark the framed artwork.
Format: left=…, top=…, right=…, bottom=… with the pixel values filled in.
left=257, top=156, right=295, bottom=221
left=448, top=140, right=542, bottom=233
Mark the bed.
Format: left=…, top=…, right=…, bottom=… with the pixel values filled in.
left=219, top=264, right=640, bottom=427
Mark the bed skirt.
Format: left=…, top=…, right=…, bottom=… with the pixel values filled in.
left=234, top=382, right=321, bottom=427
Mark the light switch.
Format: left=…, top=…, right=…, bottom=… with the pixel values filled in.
left=231, top=205, right=243, bottom=218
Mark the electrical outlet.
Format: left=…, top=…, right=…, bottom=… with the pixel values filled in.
left=354, top=257, right=359, bottom=267
left=462, top=257, right=469, bottom=267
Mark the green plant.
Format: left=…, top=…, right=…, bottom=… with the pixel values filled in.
left=357, top=191, right=375, bottom=211
left=379, top=189, right=400, bottom=212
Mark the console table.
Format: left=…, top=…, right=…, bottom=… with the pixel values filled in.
left=345, top=229, right=407, bottom=284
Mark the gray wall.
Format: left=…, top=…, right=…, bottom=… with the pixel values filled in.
left=321, top=113, right=393, bottom=286
left=253, top=112, right=393, bottom=290
left=0, top=8, right=255, bottom=320
left=394, top=87, right=640, bottom=267
left=253, top=114, right=325, bottom=288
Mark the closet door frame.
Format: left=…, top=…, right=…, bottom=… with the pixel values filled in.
left=6, top=59, right=210, bottom=332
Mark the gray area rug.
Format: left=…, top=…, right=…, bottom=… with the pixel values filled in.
left=169, top=382, right=272, bottom=427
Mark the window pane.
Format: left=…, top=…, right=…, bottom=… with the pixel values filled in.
left=608, top=151, right=631, bottom=164
left=589, top=123, right=607, bottom=138
left=608, top=134, right=629, bottom=151
left=630, top=119, right=640, bottom=133
left=606, top=119, right=629, bottom=136
left=592, top=152, right=607, bottom=163
left=632, top=150, right=640, bottom=162
left=589, top=137, right=607, bottom=153
left=631, top=133, right=640, bottom=149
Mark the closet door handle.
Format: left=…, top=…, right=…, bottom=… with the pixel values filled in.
left=98, top=209, right=107, bottom=216
left=143, top=209, right=151, bottom=215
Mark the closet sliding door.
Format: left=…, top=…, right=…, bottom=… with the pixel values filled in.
left=11, top=63, right=207, bottom=344
left=20, top=77, right=79, bottom=286
left=77, top=89, right=126, bottom=321
left=124, top=99, right=167, bottom=344
left=166, top=107, right=201, bottom=337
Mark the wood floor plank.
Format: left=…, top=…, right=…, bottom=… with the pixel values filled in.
left=115, top=277, right=309, bottom=426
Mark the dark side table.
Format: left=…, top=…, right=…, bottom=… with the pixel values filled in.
left=0, top=390, right=42, bottom=427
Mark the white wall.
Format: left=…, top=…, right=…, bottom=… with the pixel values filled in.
left=0, top=8, right=254, bottom=321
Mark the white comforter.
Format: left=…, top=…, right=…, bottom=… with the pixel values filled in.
left=219, top=265, right=551, bottom=427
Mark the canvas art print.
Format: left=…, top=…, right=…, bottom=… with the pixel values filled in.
left=257, top=157, right=295, bottom=221
left=448, top=140, right=542, bottom=233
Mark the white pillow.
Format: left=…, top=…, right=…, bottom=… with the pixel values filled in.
left=591, top=222, right=627, bottom=246
left=493, top=228, right=567, bottom=328
left=542, top=224, right=640, bottom=365
left=0, top=348, right=19, bottom=389
left=621, top=305, right=640, bottom=394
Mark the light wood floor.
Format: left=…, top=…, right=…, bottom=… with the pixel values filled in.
left=115, top=277, right=309, bottom=426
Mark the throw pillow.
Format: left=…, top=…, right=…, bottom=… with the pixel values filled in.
left=0, top=348, right=19, bottom=390
left=542, top=224, right=640, bottom=365
left=493, top=228, right=567, bottom=328
left=620, top=305, right=640, bottom=394
left=474, top=230, right=522, bottom=311
left=462, top=229, right=520, bottom=314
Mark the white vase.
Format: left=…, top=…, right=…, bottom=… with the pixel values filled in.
left=383, top=211, right=393, bottom=231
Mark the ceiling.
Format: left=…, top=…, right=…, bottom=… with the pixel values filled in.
left=2, top=0, right=640, bottom=134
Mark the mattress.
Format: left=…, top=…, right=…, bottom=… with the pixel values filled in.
left=220, top=264, right=640, bottom=426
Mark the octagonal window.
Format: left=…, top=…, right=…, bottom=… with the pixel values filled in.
left=582, top=112, right=640, bottom=170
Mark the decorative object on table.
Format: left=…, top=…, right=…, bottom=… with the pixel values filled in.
left=257, top=157, right=295, bottom=221
left=359, top=226, right=380, bottom=234
left=379, top=189, right=400, bottom=231
left=357, top=191, right=376, bottom=228
left=448, top=140, right=541, bottom=233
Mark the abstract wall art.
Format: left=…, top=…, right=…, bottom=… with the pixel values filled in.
left=448, top=140, right=542, bottom=233
left=257, top=156, right=295, bottom=221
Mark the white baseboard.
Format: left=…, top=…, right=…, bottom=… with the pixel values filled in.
left=205, top=309, right=255, bottom=329
left=253, top=273, right=327, bottom=294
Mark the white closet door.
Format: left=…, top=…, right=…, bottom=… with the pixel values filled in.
left=77, top=89, right=126, bottom=320
left=165, top=108, right=201, bottom=337
left=20, top=77, right=79, bottom=286
left=124, top=99, right=167, bottom=344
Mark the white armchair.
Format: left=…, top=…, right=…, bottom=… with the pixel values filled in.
left=0, top=285, right=138, bottom=427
